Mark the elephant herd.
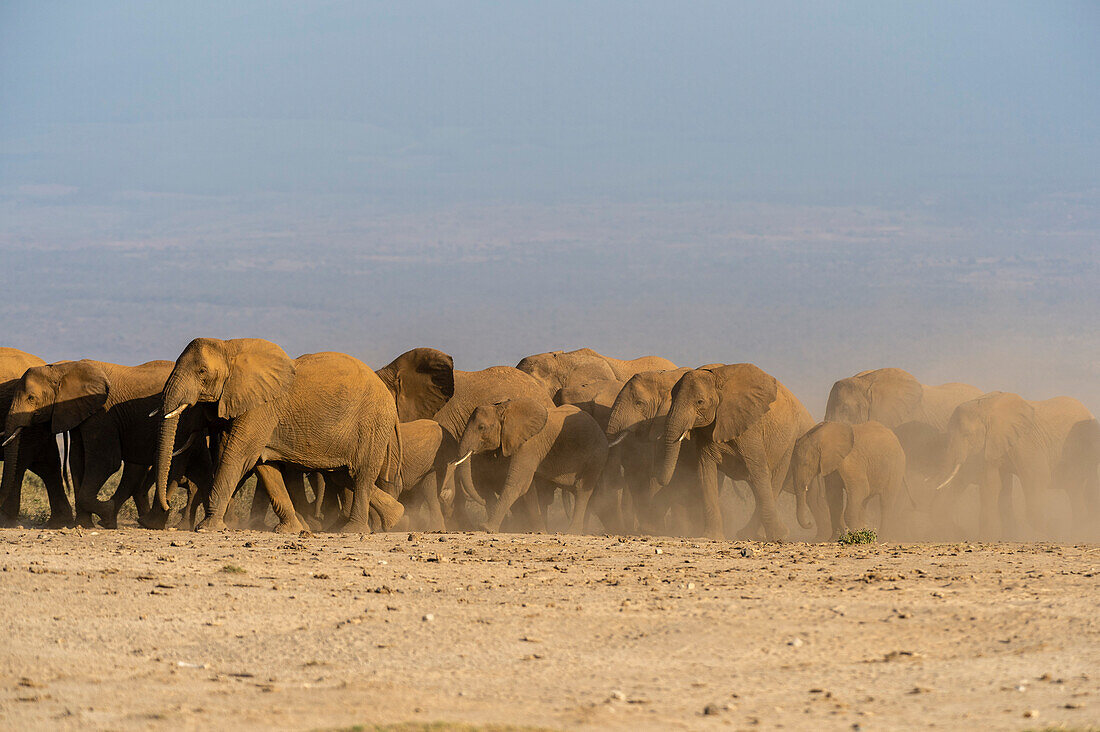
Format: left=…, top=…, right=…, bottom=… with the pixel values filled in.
left=1, top=343, right=1097, bottom=542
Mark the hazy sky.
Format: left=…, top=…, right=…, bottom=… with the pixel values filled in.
left=1, top=2, right=1098, bottom=413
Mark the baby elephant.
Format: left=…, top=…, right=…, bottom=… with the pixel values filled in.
left=448, top=398, right=608, bottom=533
left=393, top=419, right=449, bottom=531
left=789, top=420, right=908, bottom=539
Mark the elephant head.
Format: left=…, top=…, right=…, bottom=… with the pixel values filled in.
left=606, top=369, right=686, bottom=446
left=517, top=350, right=616, bottom=398
left=825, top=368, right=923, bottom=428
left=789, top=421, right=855, bottom=529
left=658, top=364, right=777, bottom=486
left=441, top=399, right=549, bottom=509
left=454, top=398, right=549, bottom=462
left=155, top=338, right=295, bottom=511
left=936, top=392, right=1042, bottom=489
left=376, top=347, right=455, bottom=422
left=2, top=361, right=109, bottom=504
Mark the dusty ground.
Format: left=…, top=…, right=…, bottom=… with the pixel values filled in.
left=0, top=527, right=1097, bottom=731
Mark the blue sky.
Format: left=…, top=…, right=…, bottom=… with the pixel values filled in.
left=1, top=2, right=1098, bottom=413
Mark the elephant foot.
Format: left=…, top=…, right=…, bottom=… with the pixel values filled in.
left=98, top=503, right=118, bottom=530
left=75, top=513, right=95, bottom=529
left=195, top=517, right=228, bottom=532
left=273, top=518, right=305, bottom=534
left=138, top=512, right=169, bottom=530
left=0, top=514, right=22, bottom=529
left=45, top=513, right=74, bottom=529
left=341, top=518, right=371, bottom=534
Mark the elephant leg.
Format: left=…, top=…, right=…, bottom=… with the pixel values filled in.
left=739, top=452, right=787, bottom=541
left=197, top=415, right=273, bottom=532
left=697, top=454, right=724, bottom=540
left=976, top=463, right=1002, bottom=540
left=824, top=472, right=845, bottom=539
left=842, top=474, right=870, bottom=532
left=809, top=480, right=832, bottom=542
left=308, top=473, right=326, bottom=520
left=998, top=469, right=1019, bottom=539
left=101, top=463, right=150, bottom=529
left=281, top=467, right=320, bottom=531
left=519, top=482, right=545, bottom=532
left=567, top=464, right=600, bottom=534
left=419, top=473, right=446, bottom=532
left=246, top=479, right=271, bottom=530
left=252, top=464, right=304, bottom=534
left=483, top=464, right=536, bottom=533
left=72, top=433, right=121, bottom=528
left=28, top=450, right=74, bottom=528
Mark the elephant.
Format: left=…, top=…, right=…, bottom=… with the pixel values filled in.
left=556, top=379, right=625, bottom=431
left=2, top=359, right=213, bottom=529
left=431, top=366, right=556, bottom=529
left=1057, top=418, right=1100, bottom=536
left=517, top=348, right=677, bottom=400
left=825, top=368, right=983, bottom=432
left=444, top=399, right=608, bottom=534
left=154, top=339, right=454, bottom=534
left=0, top=348, right=73, bottom=527
left=935, top=391, right=1095, bottom=539
left=388, top=419, right=448, bottom=531
left=789, top=421, right=908, bottom=540
left=658, top=363, right=816, bottom=540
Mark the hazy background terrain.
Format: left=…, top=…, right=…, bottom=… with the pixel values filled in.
left=2, top=1, right=1097, bottom=415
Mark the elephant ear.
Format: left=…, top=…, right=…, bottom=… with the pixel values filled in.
left=865, top=368, right=923, bottom=428
left=377, top=348, right=455, bottom=422
left=983, top=393, right=1035, bottom=463
left=218, top=339, right=295, bottom=419
left=818, top=422, right=855, bottom=475
left=712, top=364, right=779, bottom=444
left=497, top=398, right=549, bottom=457
left=52, top=361, right=110, bottom=434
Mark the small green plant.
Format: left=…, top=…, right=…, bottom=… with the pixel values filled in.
left=838, top=528, right=877, bottom=545
left=220, top=564, right=246, bottom=574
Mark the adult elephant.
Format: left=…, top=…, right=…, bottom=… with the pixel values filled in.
left=825, top=368, right=983, bottom=522
left=825, top=368, right=982, bottom=432
left=935, top=392, right=1095, bottom=538
left=433, top=367, right=556, bottom=528
left=154, top=339, right=453, bottom=534
left=658, top=364, right=814, bottom=540
left=3, top=359, right=212, bottom=528
left=517, top=348, right=677, bottom=400
left=0, top=348, right=72, bottom=527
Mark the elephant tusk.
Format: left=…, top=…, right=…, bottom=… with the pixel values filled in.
left=935, top=462, right=962, bottom=491
left=607, top=433, right=627, bottom=447
left=678, top=430, right=690, bottom=442
left=171, top=432, right=197, bottom=458
left=2, top=427, right=21, bottom=447
left=162, top=404, right=189, bottom=420
left=451, top=451, right=473, bottom=467
left=148, top=407, right=161, bottom=418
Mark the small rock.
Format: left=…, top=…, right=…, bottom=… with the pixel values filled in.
left=422, top=614, right=434, bottom=622
left=788, top=638, right=804, bottom=647
left=703, top=702, right=731, bottom=715
left=608, top=690, right=625, bottom=702
left=653, top=548, right=662, bottom=555
left=1023, top=709, right=1039, bottom=719
left=741, top=546, right=755, bottom=558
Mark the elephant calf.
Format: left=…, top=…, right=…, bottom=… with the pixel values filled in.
left=790, top=420, right=908, bottom=540
left=445, top=399, right=609, bottom=533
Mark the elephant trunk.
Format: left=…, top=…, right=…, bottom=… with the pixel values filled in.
left=0, top=409, right=32, bottom=507
left=156, top=377, right=198, bottom=512
left=155, top=415, right=179, bottom=512
left=795, top=486, right=813, bottom=529
left=657, top=403, right=692, bottom=487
